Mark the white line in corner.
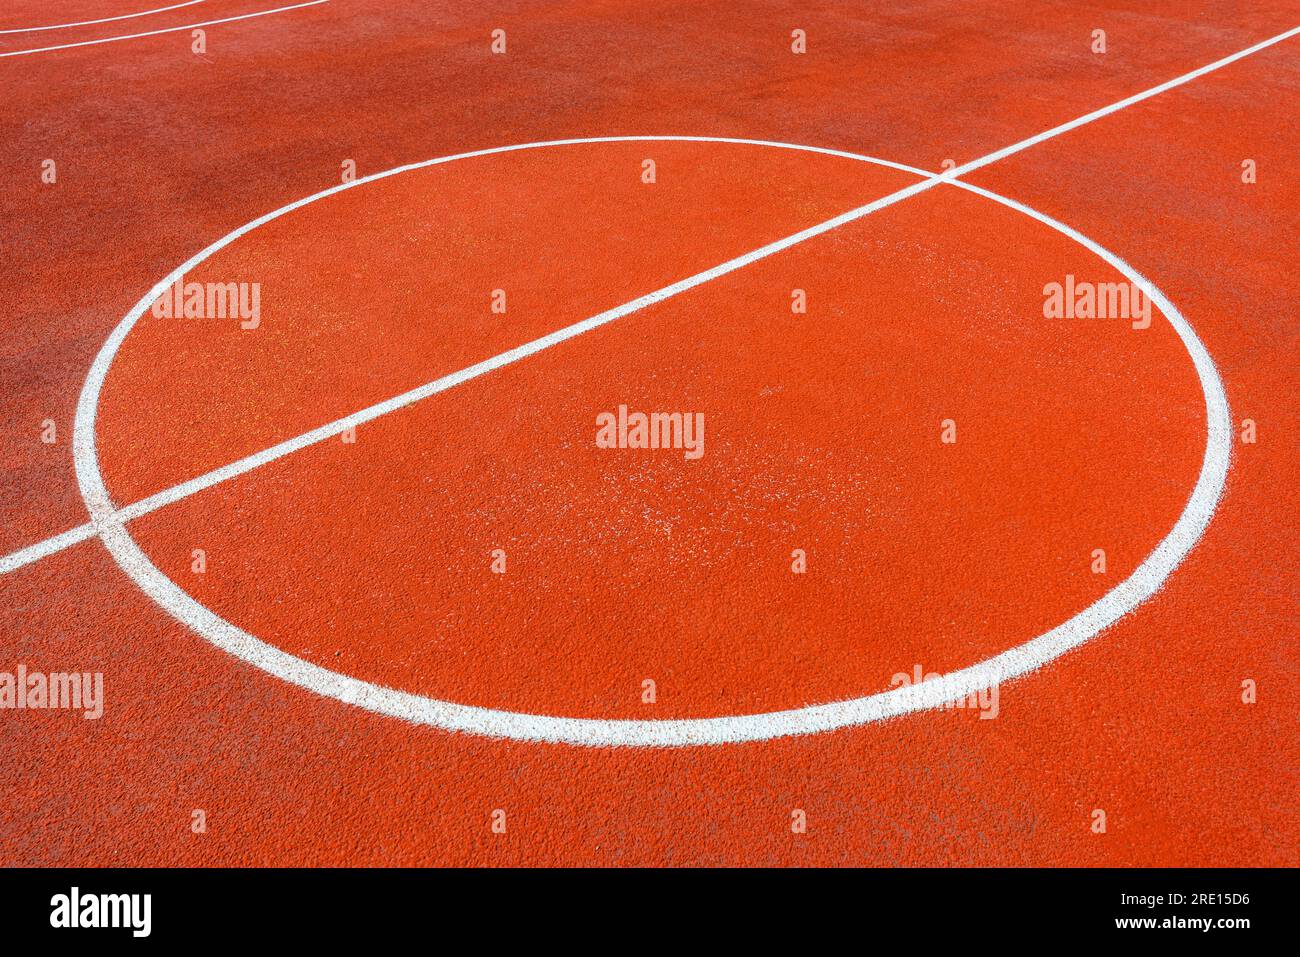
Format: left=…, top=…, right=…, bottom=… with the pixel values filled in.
left=950, top=24, right=1300, bottom=178
left=0, top=0, right=328, bottom=57
left=0, top=2, right=207, bottom=36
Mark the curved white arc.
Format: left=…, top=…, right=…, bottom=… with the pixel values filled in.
left=0, top=0, right=326, bottom=56
left=73, top=136, right=1231, bottom=747
left=0, top=1, right=205, bottom=35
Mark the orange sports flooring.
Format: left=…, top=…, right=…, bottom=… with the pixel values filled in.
left=1, top=0, right=1296, bottom=866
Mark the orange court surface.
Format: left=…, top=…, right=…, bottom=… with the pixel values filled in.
left=0, top=0, right=1296, bottom=873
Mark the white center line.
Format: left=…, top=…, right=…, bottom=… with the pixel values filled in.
left=949, top=23, right=1300, bottom=178
left=1, top=21, right=1295, bottom=576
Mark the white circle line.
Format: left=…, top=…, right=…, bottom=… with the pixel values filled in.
left=0, top=1, right=206, bottom=35
left=72, top=136, right=1232, bottom=747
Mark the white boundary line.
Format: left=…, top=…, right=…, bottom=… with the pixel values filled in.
left=61, top=137, right=1231, bottom=747
left=0, top=0, right=326, bottom=56
left=0, top=1, right=206, bottom=35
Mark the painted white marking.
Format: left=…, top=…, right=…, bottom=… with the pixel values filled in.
left=0, top=0, right=327, bottom=56
left=949, top=24, right=1300, bottom=179
left=0, top=136, right=926, bottom=575
left=64, top=138, right=1231, bottom=746
left=6, top=16, right=1290, bottom=566
left=0, top=1, right=206, bottom=35
left=0, top=522, right=99, bottom=574
left=108, top=160, right=943, bottom=520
